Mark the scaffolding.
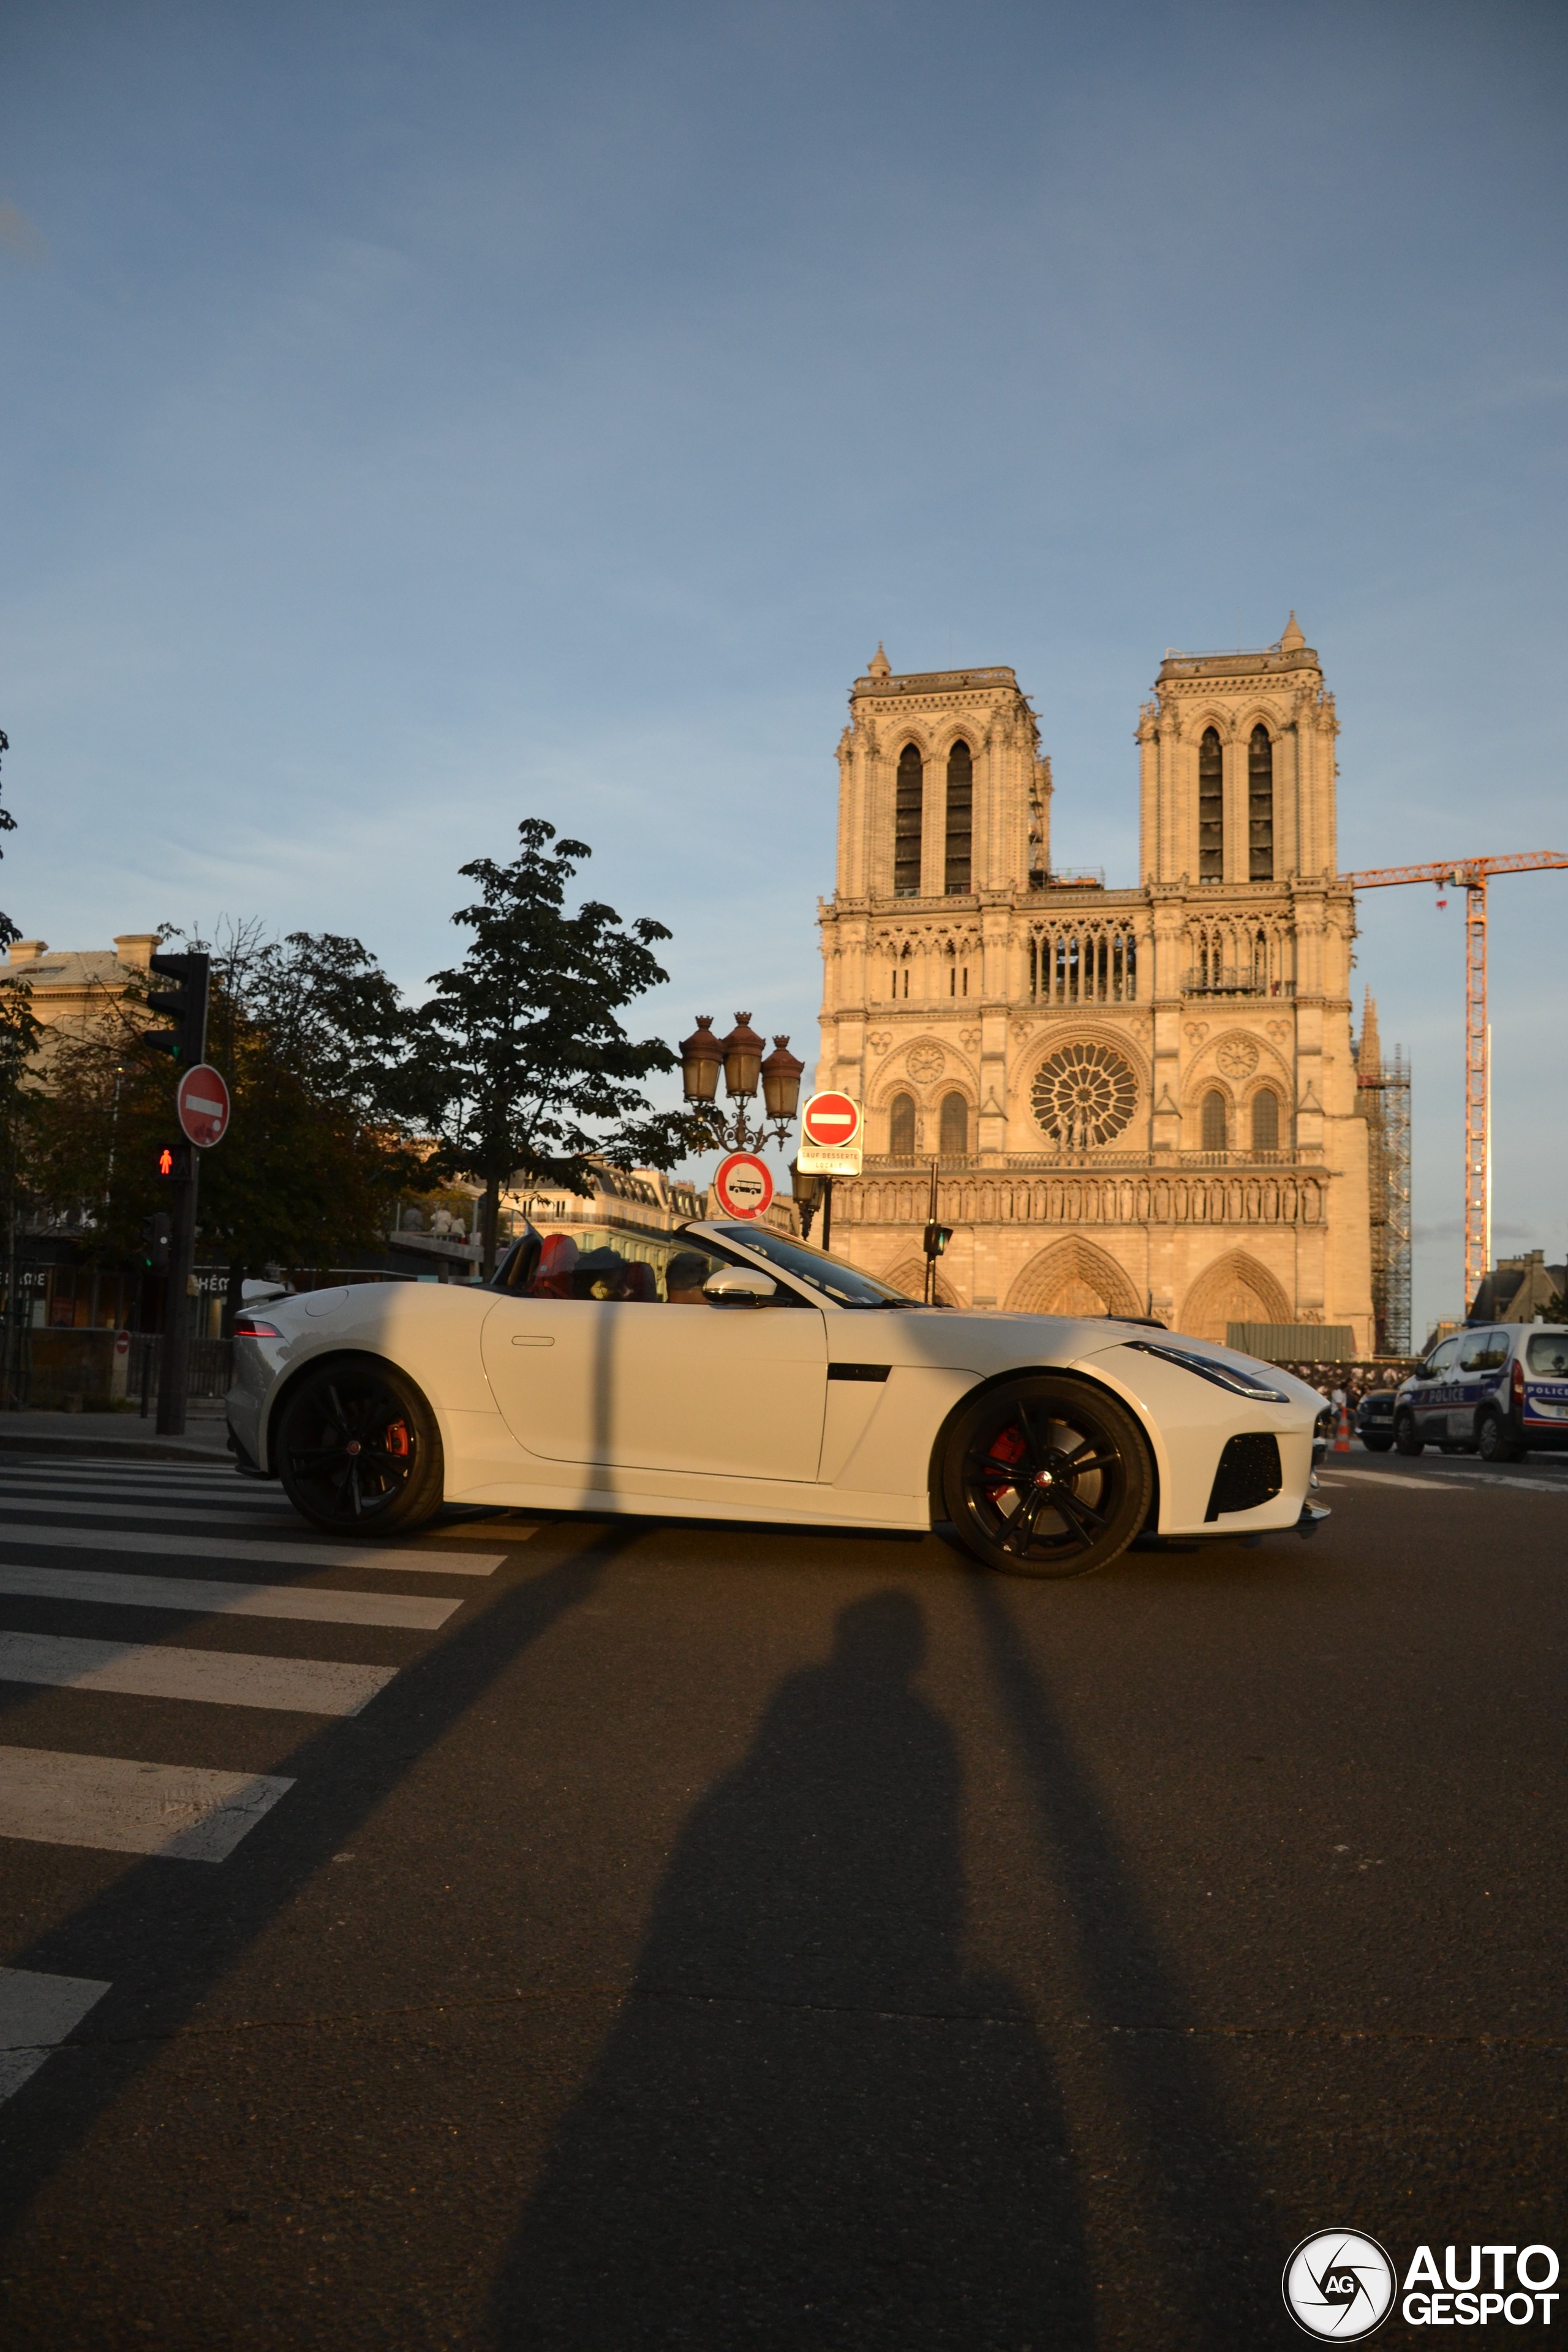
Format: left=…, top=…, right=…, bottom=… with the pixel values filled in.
left=1355, top=995, right=1412, bottom=1357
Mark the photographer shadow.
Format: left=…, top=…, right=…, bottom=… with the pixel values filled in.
left=488, top=1589, right=1091, bottom=2350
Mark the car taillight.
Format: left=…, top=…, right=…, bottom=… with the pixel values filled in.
left=233, top=1317, right=283, bottom=1340
left=1512, top=1359, right=1526, bottom=1406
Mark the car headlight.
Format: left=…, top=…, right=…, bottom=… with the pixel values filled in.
left=1124, top=1339, right=1291, bottom=1404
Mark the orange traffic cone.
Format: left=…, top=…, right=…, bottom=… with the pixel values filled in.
left=1334, top=1404, right=1351, bottom=1453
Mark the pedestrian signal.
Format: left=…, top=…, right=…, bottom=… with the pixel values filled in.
left=157, top=1146, right=175, bottom=1177
left=923, top=1221, right=954, bottom=1260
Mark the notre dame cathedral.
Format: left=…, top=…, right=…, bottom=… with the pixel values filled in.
left=814, top=619, right=1375, bottom=1349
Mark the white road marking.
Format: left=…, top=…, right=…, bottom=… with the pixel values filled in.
left=1316, top=1472, right=1436, bottom=1492
left=1322, top=1467, right=1568, bottom=1497
left=0, top=1521, right=502, bottom=1577
left=0, top=1968, right=111, bottom=2105
left=0, top=1746, right=292, bottom=1860
left=0, top=1475, right=294, bottom=1507
left=0, top=1630, right=396, bottom=1716
left=0, top=1484, right=539, bottom=1545
left=0, top=1496, right=302, bottom=1531
left=0, top=1457, right=243, bottom=1476
left=0, top=1563, right=458, bottom=1630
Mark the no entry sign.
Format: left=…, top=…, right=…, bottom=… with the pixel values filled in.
left=797, top=1090, right=863, bottom=1177
left=176, top=1063, right=232, bottom=1149
left=712, top=1152, right=774, bottom=1219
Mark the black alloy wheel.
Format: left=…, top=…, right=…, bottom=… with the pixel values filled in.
left=1476, top=1406, right=1522, bottom=1465
left=1393, top=1409, right=1424, bottom=1457
left=942, top=1375, right=1152, bottom=1579
left=276, top=1360, right=444, bottom=1536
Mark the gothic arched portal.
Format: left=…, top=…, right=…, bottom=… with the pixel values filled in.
left=1005, top=1237, right=1143, bottom=1321
left=1179, top=1251, right=1292, bottom=1344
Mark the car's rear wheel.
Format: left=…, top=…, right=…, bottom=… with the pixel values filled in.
left=1360, top=1434, right=1393, bottom=1453
left=1393, top=1409, right=1423, bottom=1457
left=1476, top=1407, right=1523, bottom=1464
left=276, top=1359, right=444, bottom=1536
left=941, top=1376, right=1153, bottom=1579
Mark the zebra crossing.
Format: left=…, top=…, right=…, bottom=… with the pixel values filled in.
left=0, top=1450, right=535, bottom=2107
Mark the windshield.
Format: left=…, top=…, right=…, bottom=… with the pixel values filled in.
left=1526, top=1331, right=1568, bottom=1378
left=707, top=1225, right=922, bottom=1308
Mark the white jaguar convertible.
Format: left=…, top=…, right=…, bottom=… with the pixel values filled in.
left=225, top=1221, right=1329, bottom=1578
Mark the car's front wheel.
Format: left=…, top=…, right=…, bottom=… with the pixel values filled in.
left=1360, top=1433, right=1394, bottom=1453
left=1393, top=1409, right=1423, bottom=1457
left=276, top=1359, right=445, bottom=1535
left=940, top=1376, right=1153, bottom=1579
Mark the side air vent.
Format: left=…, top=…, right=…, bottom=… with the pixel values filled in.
left=1205, top=1433, right=1283, bottom=1521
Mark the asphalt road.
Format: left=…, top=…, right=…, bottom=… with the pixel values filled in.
left=0, top=1443, right=1564, bottom=2350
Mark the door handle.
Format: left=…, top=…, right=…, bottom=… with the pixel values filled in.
left=511, top=1333, right=556, bottom=1348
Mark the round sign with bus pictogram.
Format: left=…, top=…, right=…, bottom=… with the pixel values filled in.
left=712, top=1152, right=774, bottom=1219
left=176, top=1063, right=232, bottom=1148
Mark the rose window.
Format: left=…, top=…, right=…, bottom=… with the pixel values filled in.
left=1031, top=1041, right=1137, bottom=1148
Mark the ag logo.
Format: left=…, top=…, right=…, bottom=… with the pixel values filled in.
left=1283, top=2231, right=1395, bottom=2338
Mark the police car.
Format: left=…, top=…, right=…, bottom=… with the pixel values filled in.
left=1393, top=1324, right=1568, bottom=1461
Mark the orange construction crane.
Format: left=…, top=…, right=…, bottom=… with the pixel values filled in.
left=1343, top=853, right=1568, bottom=1309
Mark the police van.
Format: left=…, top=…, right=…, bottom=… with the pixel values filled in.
left=1394, top=1324, right=1568, bottom=1461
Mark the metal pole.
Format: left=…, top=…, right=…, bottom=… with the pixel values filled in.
left=925, top=1158, right=940, bottom=1304
left=156, top=1142, right=200, bottom=1436
left=820, top=1177, right=834, bottom=1253
left=1463, top=876, right=1488, bottom=1313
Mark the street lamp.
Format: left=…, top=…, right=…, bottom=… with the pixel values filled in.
left=678, top=1016, right=724, bottom=1105
left=679, top=1014, right=803, bottom=1153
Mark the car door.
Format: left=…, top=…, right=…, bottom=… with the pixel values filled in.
left=480, top=1237, right=829, bottom=1482
left=1414, top=1336, right=1460, bottom=1437
left=1453, top=1326, right=1507, bottom=1440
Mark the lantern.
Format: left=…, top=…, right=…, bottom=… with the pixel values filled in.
left=790, top=1159, right=820, bottom=1207
left=679, top=1016, right=723, bottom=1104
left=720, top=1012, right=764, bottom=1099
left=760, top=1035, right=805, bottom=1123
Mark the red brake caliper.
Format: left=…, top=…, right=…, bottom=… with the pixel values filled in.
left=384, top=1420, right=410, bottom=1460
left=984, top=1420, right=1027, bottom=1501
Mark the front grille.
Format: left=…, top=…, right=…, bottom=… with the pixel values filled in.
left=1205, top=1432, right=1283, bottom=1521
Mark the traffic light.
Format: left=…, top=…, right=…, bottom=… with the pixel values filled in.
left=156, top=1145, right=176, bottom=1178
left=145, top=951, right=210, bottom=1068
left=140, top=1213, right=172, bottom=1273
left=923, top=1220, right=954, bottom=1261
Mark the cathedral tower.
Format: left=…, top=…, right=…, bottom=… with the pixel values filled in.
left=816, top=625, right=1374, bottom=1349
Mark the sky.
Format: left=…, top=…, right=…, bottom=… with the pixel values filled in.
left=1, top=0, right=1564, bottom=1335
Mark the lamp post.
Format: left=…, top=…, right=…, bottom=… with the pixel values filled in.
left=790, top=1159, right=821, bottom=1242
left=679, top=1014, right=804, bottom=1155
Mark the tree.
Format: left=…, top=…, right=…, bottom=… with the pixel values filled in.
left=26, top=924, right=420, bottom=1329
left=410, top=819, right=702, bottom=1277
left=0, top=726, right=17, bottom=951
left=0, top=728, right=40, bottom=1401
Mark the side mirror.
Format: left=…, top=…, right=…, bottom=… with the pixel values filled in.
left=702, top=1267, right=778, bottom=1306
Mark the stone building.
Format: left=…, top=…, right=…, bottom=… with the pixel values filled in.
left=2, top=933, right=161, bottom=1048
left=814, top=622, right=1375, bottom=1348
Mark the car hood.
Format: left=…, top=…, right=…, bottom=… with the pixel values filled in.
left=811, top=1303, right=1323, bottom=1409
